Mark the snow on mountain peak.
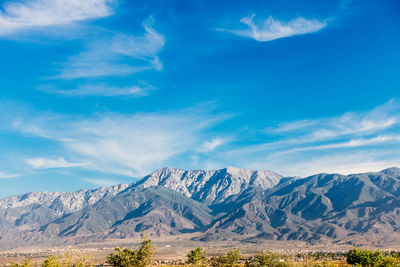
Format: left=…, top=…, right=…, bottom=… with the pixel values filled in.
left=0, top=184, right=129, bottom=213
left=0, top=167, right=282, bottom=211
left=135, top=167, right=282, bottom=203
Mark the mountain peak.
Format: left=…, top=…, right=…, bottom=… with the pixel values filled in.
left=224, top=166, right=249, bottom=174
left=0, top=183, right=129, bottom=213
left=4, top=168, right=400, bottom=247
left=135, top=167, right=282, bottom=203
left=155, top=166, right=185, bottom=174
left=223, top=166, right=277, bottom=176
left=225, top=166, right=241, bottom=171
left=381, top=167, right=400, bottom=177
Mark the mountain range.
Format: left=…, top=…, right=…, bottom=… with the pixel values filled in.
left=1, top=166, right=400, bottom=249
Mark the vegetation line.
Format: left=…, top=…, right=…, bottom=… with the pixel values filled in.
left=8, top=237, right=400, bottom=266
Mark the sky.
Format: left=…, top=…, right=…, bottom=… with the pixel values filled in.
left=0, top=0, right=399, bottom=197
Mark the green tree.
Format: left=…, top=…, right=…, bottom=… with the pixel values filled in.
left=187, top=247, right=207, bottom=265
left=380, top=256, right=400, bottom=267
left=210, top=249, right=242, bottom=267
left=107, top=236, right=156, bottom=267
left=225, top=249, right=242, bottom=266
left=41, top=252, right=94, bottom=267
left=254, top=251, right=281, bottom=266
left=245, top=251, right=290, bottom=267
left=42, top=255, right=62, bottom=267
left=347, top=247, right=384, bottom=267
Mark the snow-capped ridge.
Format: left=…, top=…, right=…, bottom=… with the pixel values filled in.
left=381, top=167, right=400, bottom=177
left=0, top=183, right=129, bottom=213
left=134, top=166, right=282, bottom=203
left=0, top=166, right=282, bottom=211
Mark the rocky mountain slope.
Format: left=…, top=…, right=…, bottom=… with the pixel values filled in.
left=0, top=184, right=129, bottom=212
left=134, top=166, right=282, bottom=204
left=198, top=169, right=400, bottom=244
left=0, top=167, right=400, bottom=248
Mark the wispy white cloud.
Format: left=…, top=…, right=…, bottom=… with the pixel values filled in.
left=26, top=157, right=87, bottom=169
left=11, top=104, right=230, bottom=176
left=271, top=134, right=400, bottom=157
left=268, top=119, right=318, bottom=133
left=255, top=152, right=400, bottom=177
left=57, top=18, right=165, bottom=79
left=220, top=14, right=327, bottom=42
left=0, top=172, right=20, bottom=179
left=269, top=99, right=398, bottom=143
left=206, top=100, right=400, bottom=176
left=5, top=100, right=400, bottom=178
left=198, top=137, right=231, bottom=153
left=41, top=82, right=155, bottom=97
left=0, top=0, right=113, bottom=36
left=0, top=2, right=164, bottom=98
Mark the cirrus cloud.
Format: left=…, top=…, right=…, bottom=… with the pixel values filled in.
left=203, top=99, right=400, bottom=177
left=0, top=172, right=20, bottom=179
left=0, top=0, right=114, bottom=36
left=26, top=157, right=87, bottom=169
left=56, top=18, right=165, bottom=79
left=220, top=14, right=328, bottom=42
left=9, top=103, right=231, bottom=177
left=40, top=82, right=156, bottom=97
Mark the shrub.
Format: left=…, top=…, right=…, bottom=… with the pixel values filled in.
left=42, top=252, right=94, bottom=267
left=42, top=255, right=62, bottom=267
left=187, top=247, right=207, bottom=265
left=380, top=256, right=400, bottom=267
left=107, top=235, right=156, bottom=267
left=225, top=249, right=242, bottom=266
left=390, top=252, right=399, bottom=259
left=243, top=251, right=289, bottom=267
left=347, top=248, right=384, bottom=267
left=254, top=251, right=281, bottom=266
left=210, top=249, right=242, bottom=267
left=10, top=259, right=31, bottom=267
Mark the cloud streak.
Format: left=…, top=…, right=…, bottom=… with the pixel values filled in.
left=0, top=2, right=164, bottom=98
left=0, top=172, right=20, bottom=179
left=4, top=100, right=400, bottom=179
left=198, top=137, right=231, bottom=153
left=11, top=104, right=230, bottom=176
left=26, top=157, right=87, bottom=169
left=220, top=14, right=327, bottom=42
left=207, top=100, right=400, bottom=176
left=57, top=19, right=165, bottom=79
left=0, top=0, right=113, bottom=36
left=41, top=82, right=156, bottom=97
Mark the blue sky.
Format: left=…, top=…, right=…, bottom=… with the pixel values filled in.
left=0, top=0, right=399, bottom=197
